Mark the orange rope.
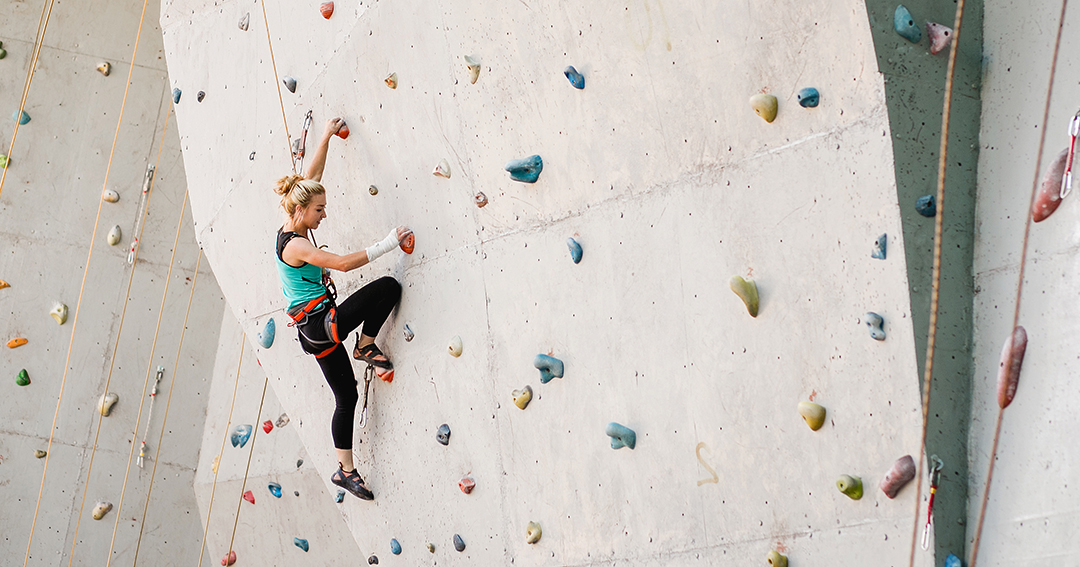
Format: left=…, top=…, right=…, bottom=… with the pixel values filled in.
left=226, top=378, right=270, bottom=560
left=259, top=0, right=293, bottom=157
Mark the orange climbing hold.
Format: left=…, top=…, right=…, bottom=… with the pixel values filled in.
left=320, top=2, right=334, bottom=19
left=400, top=233, right=415, bottom=254
left=7, top=338, right=27, bottom=348
left=336, top=122, right=350, bottom=139
left=376, top=366, right=394, bottom=382
left=0, top=280, right=9, bottom=289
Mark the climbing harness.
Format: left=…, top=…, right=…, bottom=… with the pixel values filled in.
left=127, top=164, right=155, bottom=264
left=1061, top=110, right=1079, bottom=199
left=920, top=455, right=944, bottom=550
left=137, top=366, right=164, bottom=468
left=358, top=364, right=375, bottom=429
left=292, top=110, right=313, bottom=174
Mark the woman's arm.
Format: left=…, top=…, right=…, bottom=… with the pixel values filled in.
left=283, top=226, right=413, bottom=272
left=304, top=117, right=344, bottom=182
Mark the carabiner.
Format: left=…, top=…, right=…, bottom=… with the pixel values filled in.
left=1060, top=111, right=1079, bottom=199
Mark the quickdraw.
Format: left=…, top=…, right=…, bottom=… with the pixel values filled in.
left=357, top=364, right=374, bottom=429
left=1061, top=110, right=1079, bottom=199
left=921, top=455, right=945, bottom=550
left=292, top=110, right=313, bottom=175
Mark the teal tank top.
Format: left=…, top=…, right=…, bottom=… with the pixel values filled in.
left=276, top=228, right=327, bottom=309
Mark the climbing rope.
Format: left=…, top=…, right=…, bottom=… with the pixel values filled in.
left=0, top=0, right=56, bottom=201
left=969, top=1, right=1070, bottom=564
left=225, top=378, right=271, bottom=561
left=195, top=334, right=247, bottom=567
left=906, top=1, right=967, bottom=564
left=259, top=0, right=293, bottom=158
left=130, top=249, right=202, bottom=565
left=65, top=102, right=173, bottom=567
left=22, top=0, right=152, bottom=561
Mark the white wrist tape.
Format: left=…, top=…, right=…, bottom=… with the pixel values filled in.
left=365, top=230, right=398, bottom=263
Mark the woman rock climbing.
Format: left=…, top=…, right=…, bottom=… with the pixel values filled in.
left=273, top=117, right=411, bottom=500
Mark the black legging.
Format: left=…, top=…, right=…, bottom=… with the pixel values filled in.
left=313, top=276, right=401, bottom=450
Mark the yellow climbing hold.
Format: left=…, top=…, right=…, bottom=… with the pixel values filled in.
left=107, top=225, right=122, bottom=246
left=50, top=302, right=68, bottom=325
left=797, top=401, right=826, bottom=431
left=749, top=93, right=778, bottom=123
left=99, top=392, right=119, bottom=416
left=212, top=455, right=220, bottom=474
left=729, top=275, right=759, bottom=317
left=102, top=189, right=119, bottom=203
left=92, top=501, right=113, bottom=520
left=526, top=521, right=542, bottom=544
left=7, top=337, right=27, bottom=348
left=34, top=449, right=47, bottom=458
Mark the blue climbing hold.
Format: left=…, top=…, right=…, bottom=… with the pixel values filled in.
left=453, top=534, right=465, bottom=552
left=567, top=238, right=583, bottom=263
left=894, top=5, right=922, bottom=43
left=268, top=482, right=282, bottom=498
left=12, top=110, right=30, bottom=125
left=390, top=539, right=402, bottom=555
left=605, top=422, right=636, bottom=450
left=564, top=66, right=585, bottom=89
left=796, top=88, right=820, bottom=108
left=230, top=424, right=253, bottom=448
left=916, top=194, right=936, bottom=217
left=257, top=318, right=275, bottom=349
left=944, top=554, right=962, bottom=567
left=534, top=354, right=564, bottom=384
left=872, top=233, right=887, bottom=260
left=335, top=489, right=345, bottom=503
left=504, top=155, right=543, bottom=183
left=865, top=312, right=886, bottom=341
left=294, top=537, right=309, bottom=552
left=172, top=88, right=181, bottom=104
left=436, top=423, right=451, bottom=446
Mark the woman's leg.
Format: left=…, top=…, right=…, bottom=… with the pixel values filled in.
left=315, top=344, right=359, bottom=455
left=335, top=276, right=402, bottom=339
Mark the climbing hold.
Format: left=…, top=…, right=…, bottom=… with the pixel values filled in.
left=894, top=5, right=922, bottom=43
left=880, top=455, right=916, bottom=498
left=567, top=237, right=583, bottom=263
left=864, top=312, right=886, bottom=341
left=433, top=158, right=451, bottom=178
left=262, top=420, right=274, bottom=434
left=368, top=184, right=377, bottom=195
left=275, top=413, right=290, bottom=428
left=296, top=458, right=303, bottom=468
left=474, top=192, right=488, bottom=207
left=0, top=155, right=8, bottom=169
left=526, top=521, right=542, bottom=544
left=534, top=354, right=564, bottom=384
left=606, top=422, right=636, bottom=450
left=294, top=538, right=309, bottom=552
left=97, top=62, right=111, bottom=76
left=16, top=369, right=30, bottom=386
left=836, top=475, right=863, bottom=500
left=238, top=13, right=249, bottom=31
left=436, top=423, right=451, bottom=446
left=50, top=302, right=68, bottom=325
left=749, top=93, right=778, bottom=123
left=453, top=534, right=465, bottom=552
left=1034, top=148, right=1069, bottom=222
left=926, top=22, right=953, bottom=54
left=504, top=155, right=544, bottom=183
left=564, top=66, right=585, bottom=89
left=390, top=539, right=402, bottom=555
left=872, top=233, right=887, bottom=259
left=796, top=87, right=820, bottom=108
left=385, top=73, right=398, bottom=89
left=368, top=556, right=378, bottom=565
left=915, top=194, right=936, bottom=217
left=766, top=550, right=788, bottom=567
left=997, top=326, right=1028, bottom=409
left=459, top=474, right=475, bottom=494
left=512, top=385, right=533, bottom=410
left=171, top=88, right=181, bottom=104
left=230, top=424, right=253, bottom=448
left=464, top=55, right=481, bottom=84
left=283, top=76, right=297, bottom=93
left=257, top=318, right=275, bottom=348
left=0, top=47, right=5, bottom=59
left=108, top=225, right=122, bottom=246
left=0, top=280, right=8, bottom=289
left=427, top=543, right=435, bottom=553
left=293, top=490, right=299, bottom=497
left=945, top=554, right=962, bottom=567
left=335, top=489, right=345, bottom=503
left=92, top=501, right=113, bottom=520
left=103, top=188, right=120, bottom=203
left=7, top=337, right=28, bottom=348
left=35, top=449, right=46, bottom=458
left=242, top=490, right=255, bottom=504
left=400, top=233, right=415, bottom=254
left=320, top=2, right=334, bottom=19
left=221, top=550, right=237, bottom=566
left=12, top=110, right=30, bottom=125
left=212, top=455, right=220, bottom=473
left=403, top=324, right=414, bottom=342
left=99, top=392, right=119, bottom=416
left=197, top=91, right=205, bottom=102
left=268, top=482, right=282, bottom=498
left=797, top=401, right=826, bottom=431
left=448, top=335, right=463, bottom=357
left=333, top=123, right=350, bottom=141
left=729, top=276, right=760, bottom=317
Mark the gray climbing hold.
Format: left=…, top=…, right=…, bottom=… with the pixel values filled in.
left=403, top=323, right=414, bottom=342
left=872, top=233, right=887, bottom=259
left=108, top=225, right=122, bottom=246
left=894, top=5, right=922, bottom=43
left=504, top=155, right=543, bottom=183
left=864, top=312, right=885, bottom=341
left=796, top=87, right=820, bottom=108
left=92, top=501, right=113, bottom=520
left=453, top=534, right=465, bottom=552
left=335, top=489, right=345, bottom=503
left=197, top=91, right=205, bottom=102
left=230, top=424, right=253, bottom=448
left=238, top=13, right=249, bottom=31
left=564, top=66, right=585, bottom=89
left=257, top=318, right=275, bottom=348
left=368, top=555, right=378, bottom=565
left=390, top=539, right=402, bottom=555
left=171, top=88, right=181, bottom=104
left=283, top=76, right=297, bottom=93
left=293, top=490, right=299, bottom=497
left=567, top=237, right=583, bottom=263
left=836, top=474, right=863, bottom=499
left=294, top=537, right=309, bottom=552
left=436, top=423, right=451, bottom=446
left=915, top=194, right=936, bottom=217
left=269, top=482, right=282, bottom=498
left=296, top=458, right=302, bottom=468
left=534, top=354, right=564, bottom=383
left=276, top=412, right=290, bottom=427
left=606, top=422, right=636, bottom=449
left=12, top=110, right=30, bottom=125
left=880, top=455, right=916, bottom=498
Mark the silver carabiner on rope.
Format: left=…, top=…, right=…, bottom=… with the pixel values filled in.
left=292, top=110, right=313, bottom=175
left=1060, top=111, right=1079, bottom=199
left=357, top=364, right=374, bottom=429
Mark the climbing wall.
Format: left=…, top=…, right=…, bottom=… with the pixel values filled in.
left=162, top=0, right=937, bottom=564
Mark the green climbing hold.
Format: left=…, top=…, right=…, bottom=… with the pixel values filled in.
left=766, top=550, right=788, bottom=567
left=836, top=474, right=863, bottom=500
left=729, top=275, right=759, bottom=317
left=16, top=369, right=30, bottom=386
left=0, top=155, right=8, bottom=169
left=0, top=48, right=7, bottom=60
left=13, top=110, right=30, bottom=125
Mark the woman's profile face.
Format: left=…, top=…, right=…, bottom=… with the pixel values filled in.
left=297, top=193, right=327, bottom=229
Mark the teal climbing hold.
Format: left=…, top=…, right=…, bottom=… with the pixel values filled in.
left=504, top=155, right=543, bottom=183
left=894, top=5, right=922, bottom=43
left=796, top=87, right=820, bottom=108
left=172, top=88, right=181, bottom=104
left=268, top=482, right=282, bottom=498
left=335, top=489, right=345, bottom=503
left=605, top=422, right=636, bottom=450
left=453, top=534, right=465, bottom=552
left=567, top=238, right=583, bottom=263
left=916, top=194, right=936, bottom=217
left=864, top=312, right=886, bottom=341
left=12, top=110, right=30, bottom=125
left=534, top=354, right=564, bottom=384
left=872, top=234, right=887, bottom=259
left=564, top=66, right=585, bottom=89
left=390, top=539, right=402, bottom=555
left=230, top=424, right=253, bottom=448
left=945, top=554, right=962, bottom=567
left=257, top=318, right=275, bottom=348
left=294, top=537, right=309, bottom=552
left=16, top=369, right=30, bottom=386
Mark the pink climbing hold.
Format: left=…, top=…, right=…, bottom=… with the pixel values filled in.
left=459, top=475, right=475, bottom=494
left=1033, top=148, right=1068, bottom=222
left=262, top=420, right=274, bottom=434
left=925, top=22, right=953, bottom=55
left=997, top=326, right=1028, bottom=409
left=243, top=490, right=255, bottom=504
left=221, top=550, right=237, bottom=566
left=879, top=455, right=916, bottom=498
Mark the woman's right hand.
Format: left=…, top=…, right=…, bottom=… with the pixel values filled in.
left=395, top=225, right=413, bottom=243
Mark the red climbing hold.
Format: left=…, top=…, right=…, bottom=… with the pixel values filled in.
left=336, top=123, right=350, bottom=139
left=459, top=475, right=475, bottom=494
left=320, top=2, right=334, bottom=19
left=221, top=550, right=236, bottom=566
left=997, top=326, right=1028, bottom=409
left=243, top=490, right=255, bottom=504
left=400, top=233, right=415, bottom=255
left=262, top=420, right=274, bottom=434
left=1034, top=148, right=1068, bottom=222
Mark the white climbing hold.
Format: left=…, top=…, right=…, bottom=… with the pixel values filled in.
left=448, top=335, right=463, bottom=357
left=99, top=392, right=119, bottom=416
left=385, top=72, right=398, bottom=89
left=275, top=413, right=290, bottom=428
left=433, top=158, right=451, bottom=178
left=92, top=501, right=113, bottom=520
left=50, top=302, right=68, bottom=325
left=102, top=189, right=119, bottom=203
left=464, top=55, right=481, bottom=84
left=107, top=225, right=122, bottom=246
left=97, top=62, right=111, bottom=76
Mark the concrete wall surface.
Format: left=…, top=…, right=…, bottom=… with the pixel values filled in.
left=0, top=0, right=227, bottom=565
left=969, top=0, right=1080, bottom=564
left=162, top=0, right=938, bottom=565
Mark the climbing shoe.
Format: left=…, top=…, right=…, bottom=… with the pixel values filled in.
left=332, top=466, right=374, bottom=500
left=353, top=336, right=393, bottom=369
